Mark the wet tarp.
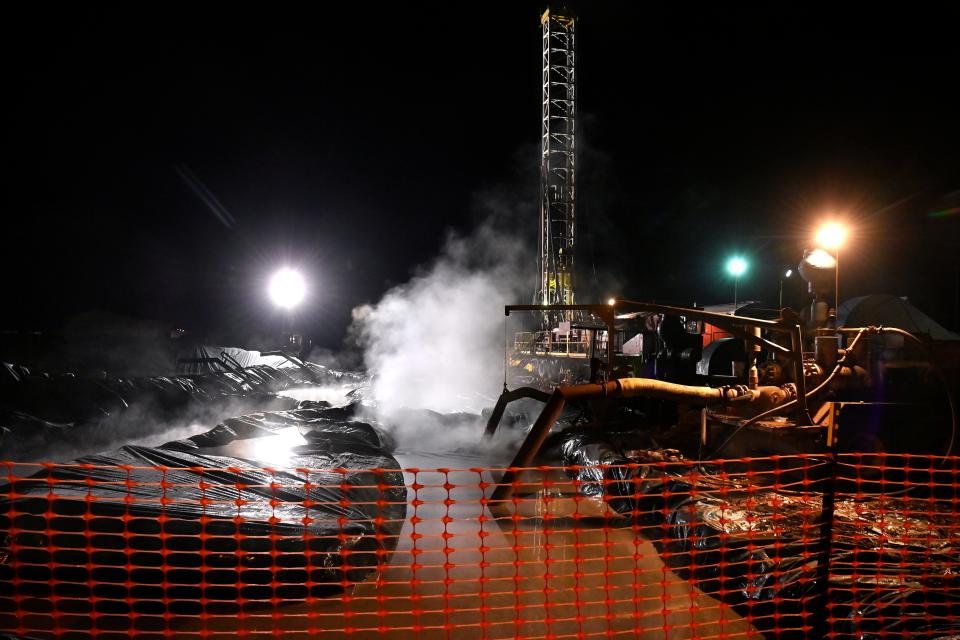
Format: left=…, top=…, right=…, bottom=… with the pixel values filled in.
left=175, top=345, right=365, bottom=385
left=0, top=362, right=336, bottom=460
left=662, top=488, right=960, bottom=639
left=549, top=427, right=960, bottom=639
left=658, top=482, right=828, bottom=637
left=0, top=404, right=407, bottom=614
left=541, top=425, right=688, bottom=517
left=176, top=345, right=291, bottom=373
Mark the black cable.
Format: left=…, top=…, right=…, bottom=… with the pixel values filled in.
left=869, top=327, right=957, bottom=458
left=707, top=328, right=868, bottom=458
left=707, top=325, right=958, bottom=462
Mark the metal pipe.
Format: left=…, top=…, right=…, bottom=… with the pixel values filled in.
left=790, top=324, right=813, bottom=425
left=708, top=328, right=871, bottom=457
left=491, top=390, right=569, bottom=503
left=616, top=377, right=744, bottom=403
left=483, top=387, right=553, bottom=438
left=491, top=378, right=786, bottom=502
left=612, top=300, right=784, bottom=329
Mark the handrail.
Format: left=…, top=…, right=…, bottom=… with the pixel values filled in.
left=505, top=302, right=813, bottom=427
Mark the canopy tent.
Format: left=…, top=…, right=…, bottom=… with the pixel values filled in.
left=838, top=295, right=960, bottom=341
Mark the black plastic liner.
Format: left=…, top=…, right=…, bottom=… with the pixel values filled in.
left=542, top=425, right=689, bottom=517
left=0, top=362, right=342, bottom=460
left=549, top=427, right=960, bottom=639
left=662, top=490, right=960, bottom=639
left=660, top=485, right=827, bottom=637
left=0, top=404, right=407, bottom=617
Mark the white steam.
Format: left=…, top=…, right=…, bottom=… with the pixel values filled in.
left=356, top=223, right=529, bottom=450
left=2, top=395, right=296, bottom=463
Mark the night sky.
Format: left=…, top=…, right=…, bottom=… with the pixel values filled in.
left=5, top=3, right=960, bottom=349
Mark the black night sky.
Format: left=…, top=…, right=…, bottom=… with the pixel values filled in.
left=5, top=3, right=960, bottom=350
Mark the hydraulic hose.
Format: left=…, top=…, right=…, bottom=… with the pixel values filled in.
left=709, top=326, right=958, bottom=458
left=858, top=327, right=957, bottom=457
left=707, top=328, right=868, bottom=457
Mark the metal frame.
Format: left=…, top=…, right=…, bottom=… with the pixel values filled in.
left=260, top=349, right=319, bottom=383
left=494, top=301, right=816, bottom=446
left=613, top=299, right=815, bottom=427
left=536, top=10, right=577, bottom=322
left=506, top=303, right=616, bottom=367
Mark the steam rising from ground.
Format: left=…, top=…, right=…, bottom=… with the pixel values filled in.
left=2, top=212, right=533, bottom=460
left=2, top=396, right=286, bottom=463
left=356, top=223, right=530, bottom=450
left=2, top=383, right=362, bottom=463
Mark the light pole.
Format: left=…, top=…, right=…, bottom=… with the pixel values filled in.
left=814, top=223, right=848, bottom=315
left=726, top=256, right=748, bottom=314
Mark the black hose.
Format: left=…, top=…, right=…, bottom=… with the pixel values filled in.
left=870, top=327, right=957, bottom=457
left=708, top=326, right=958, bottom=459
left=707, top=328, right=868, bottom=458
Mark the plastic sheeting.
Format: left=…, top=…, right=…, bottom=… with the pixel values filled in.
left=662, top=489, right=960, bottom=639
left=175, top=345, right=364, bottom=386
left=543, top=426, right=687, bottom=517
left=0, top=404, right=407, bottom=612
left=550, top=427, right=960, bottom=639
left=0, top=363, right=329, bottom=460
left=176, top=345, right=290, bottom=373
left=660, top=482, right=826, bottom=637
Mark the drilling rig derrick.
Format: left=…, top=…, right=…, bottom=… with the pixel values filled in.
left=536, top=9, right=577, bottom=327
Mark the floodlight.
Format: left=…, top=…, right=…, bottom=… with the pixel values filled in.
left=726, top=257, right=748, bottom=277
left=815, top=222, right=848, bottom=251
left=804, top=248, right=837, bottom=270
left=269, top=268, right=306, bottom=309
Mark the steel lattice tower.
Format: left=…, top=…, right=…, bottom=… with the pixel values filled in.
left=536, top=9, right=576, bottom=316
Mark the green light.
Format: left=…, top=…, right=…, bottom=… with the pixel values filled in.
left=726, top=257, right=747, bottom=277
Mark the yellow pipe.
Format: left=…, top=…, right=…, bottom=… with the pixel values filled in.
left=491, top=378, right=793, bottom=502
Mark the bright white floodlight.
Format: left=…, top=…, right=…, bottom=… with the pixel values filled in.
left=269, top=268, right=306, bottom=309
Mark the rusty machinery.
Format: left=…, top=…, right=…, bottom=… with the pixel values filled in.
left=497, top=7, right=957, bottom=495
left=487, top=298, right=958, bottom=501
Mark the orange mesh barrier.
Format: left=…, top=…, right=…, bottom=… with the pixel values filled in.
left=824, top=454, right=960, bottom=639
left=2, top=454, right=958, bottom=639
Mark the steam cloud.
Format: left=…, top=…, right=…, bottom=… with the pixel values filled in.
left=2, top=396, right=287, bottom=463
left=356, top=222, right=530, bottom=451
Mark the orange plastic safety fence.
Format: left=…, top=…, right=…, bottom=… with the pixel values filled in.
left=824, top=453, right=960, bottom=639
left=1, top=455, right=958, bottom=639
